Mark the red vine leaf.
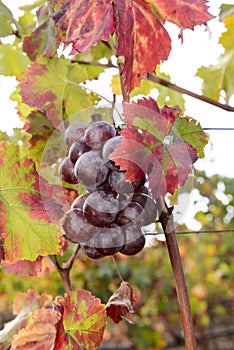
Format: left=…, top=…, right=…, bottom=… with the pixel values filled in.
left=115, top=0, right=171, bottom=94
left=106, top=281, right=141, bottom=323
left=55, top=290, right=107, bottom=349
left=2, top=256, right=55, bottom=277
left=11, top=307, right=61, bottom=349
left=13, top=289, right=53, bottom=316
left=109, top=98, right=202, bottom=198
left=54, top=0, right=212, bottom=93
left=150, top=0, right=214, bottom=29
left=23, top=19, right=60, bottom=61
left=55, top=0, right=115, bottom=54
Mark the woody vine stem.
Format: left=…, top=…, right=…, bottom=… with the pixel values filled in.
left=118, top=61, right=197, bottom=349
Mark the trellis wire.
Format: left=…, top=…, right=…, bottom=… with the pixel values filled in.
left=145, top=229, right=234, bottom=236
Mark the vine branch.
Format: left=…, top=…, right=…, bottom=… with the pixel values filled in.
left=54, top=244, right=80, bottom=294
left=147, top=73, right=234, bottom=112
left=159, top=202, right=197, bottom=349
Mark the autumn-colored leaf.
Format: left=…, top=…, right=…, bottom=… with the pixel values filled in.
left=56, top=290, right=107, bottom=350
left=23, top=19, right=60, bottom=61
left=115, top=0, right=171, bottom=94
left=149, top=0, right=213, bottom=29
left=109, top=98, right=203, bottom=197
left=106, top=281, right=141, bottom=323
left=54, top=0, right=212, bottom=94
left=54, top=0, right=115, bottom=54
left=13, top=289, right=53, bottom=316
left=0, top=289, right=54, bottom=348
left=0, top=141, right=63, bottom=263
left=2, top=256, right=55, bottom=277
left=11, top=307, right=61, bottom=350
left=23, top=110, right=64, bottom=166
left=19, top=56, right=98, bottom=128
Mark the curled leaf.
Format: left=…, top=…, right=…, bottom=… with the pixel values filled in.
left=106, top=281, right=141, bottom=323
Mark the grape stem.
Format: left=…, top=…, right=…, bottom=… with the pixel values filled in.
left=112, top=255, right=124, bottom=282
left=54, top=244, right=80, bottom=294
left=158, top=198, right=197, bottom=349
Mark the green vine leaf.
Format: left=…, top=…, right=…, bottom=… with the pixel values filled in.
left=0, top=0, right=22, bottom=37
left=0, top=141, right=63, bottom=263
left=173, top=117, right=208, bottom=158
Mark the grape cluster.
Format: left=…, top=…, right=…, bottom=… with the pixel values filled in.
left=60, top=117, right=158, bottom=259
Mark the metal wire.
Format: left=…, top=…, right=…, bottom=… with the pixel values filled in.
left=145, top=229, right=234, bottom=236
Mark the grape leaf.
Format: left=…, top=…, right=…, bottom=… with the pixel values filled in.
left=114, top=0, right=171, bottom=94
left=0, top=289, right=53, bottom=348
left=19, top=56, right=99, bottom=128
left=109, top=98, right=203, bottom=198
left=23, top=110, right=64, bottom=167
left=54, top=0, right=212, bottom=94
left=0, top=0, right=22, bottom=37
left=11, top=307, right=61, bottom=350
left=173, top=117, right=208, bottom=158
left=23, top=18, right=60, bottom=61
left=197, top=12, right=234, bottom=103
left=2, top=256, right=55, bottom=277
left=149, top=0, right=213, bottom=29
left=0, top=141, right=63, bottom=263
left=106, top=281, right=141, bottom=323
left=57, top=290, right=107, bottom=350
left=0, top=44, right=30, bottom=77
left=54, top=0, right=115, bottom=54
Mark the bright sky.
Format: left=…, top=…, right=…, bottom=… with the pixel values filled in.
left=0, top=0, right=233, bottom=182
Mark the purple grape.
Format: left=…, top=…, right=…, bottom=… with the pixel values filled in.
left=115, top=201, right=145, bottom=228
left=62, top=208, right=95, bottom=243
left=132, top=193, right=158, bottom=225
left=94, top=224, right=125, bottom=256
left=58, top=157, right=77, bottom=184
left=74, top=150, right=109, bottom=188
left=69, top=140, right=90, bottom=164
left=83, top=191, right=119, bottom=227
left=81, top=236, right=104, bottom=259
left=65, top=122, right=87, bottom=147
left=85, top=121, right=116, bottom=149
left=102, top=135, right=122, bottom=169
left=120, top=226, right=145, bottom=256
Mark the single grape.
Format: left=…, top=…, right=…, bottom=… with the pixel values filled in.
left=74, top=150, right=109, bottom=188
left=64, top=122, right=87, bottom=147
left=69, top=140, right=90, bottom=164
left=71, top=192, right=90, bottom=210
left=58, top=157, right=77, bottom=184
left=62, top=208, right=95, bottom=243
left=83, top=191, right=119, bottom=227
left=115, top=201, right=145, bottom=228
left=94, top=224, right=125, bottom=256
left=102, top=135, right=122, bottom=169
left=81, top=236, right=104, bottom=259
left=85, top=121, right=116, bottom=149
left=120, top=226, right=145, bottom=255
left=132, top=193, right=158, bottom=225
